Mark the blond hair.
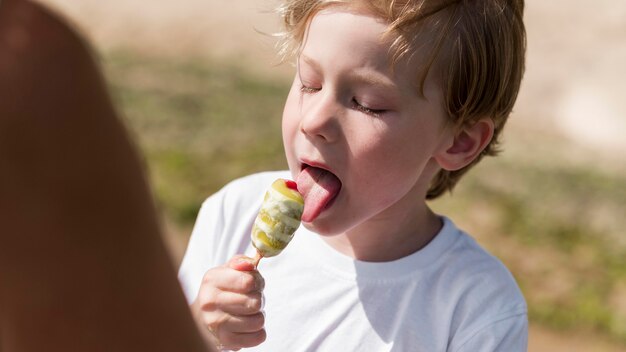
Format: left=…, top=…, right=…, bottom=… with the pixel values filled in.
left=277, top=0, right=526, bottom=199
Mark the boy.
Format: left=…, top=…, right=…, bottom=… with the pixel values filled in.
left=179, top=0, right=527, bottom=350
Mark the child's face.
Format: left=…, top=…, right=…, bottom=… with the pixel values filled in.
left=282, top=8, right=451, bottom=236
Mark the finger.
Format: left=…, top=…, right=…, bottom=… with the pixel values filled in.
left=202, top=266, right=263, bottom=293
left=227, top=255, right=257, bottom=271
left=204, top=312, right=266, bottom=350
left=214, top=291, right=263, bottom=316
left=219, top=329, right=267, bottom=350
left=220, top=312, right=265, bottom=334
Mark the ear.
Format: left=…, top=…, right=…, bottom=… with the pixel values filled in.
left=434, top=118, right=495, bottom=171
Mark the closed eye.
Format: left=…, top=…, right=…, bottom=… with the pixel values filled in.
left=300, top=84, right=321, bottom=94
left=352, top=98, right=387, bottom=117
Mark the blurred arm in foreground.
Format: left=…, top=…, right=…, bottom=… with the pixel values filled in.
left=0, top=0, right=215, bottom=350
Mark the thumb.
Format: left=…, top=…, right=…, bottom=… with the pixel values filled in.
left=227, top=254, right=257, bottom=271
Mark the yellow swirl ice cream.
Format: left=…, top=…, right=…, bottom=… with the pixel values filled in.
left=251, top=179, right=304, bottom=261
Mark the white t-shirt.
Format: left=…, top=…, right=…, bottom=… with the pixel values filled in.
left=178, top=171, right=528, bottom=352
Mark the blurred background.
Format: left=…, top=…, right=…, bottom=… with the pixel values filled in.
left=36, top=0, right=626, bottom=350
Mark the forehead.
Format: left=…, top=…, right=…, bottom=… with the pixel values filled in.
left=302, top=7, right=441, bottom=96
left=304, top=9, right=390, bottom=65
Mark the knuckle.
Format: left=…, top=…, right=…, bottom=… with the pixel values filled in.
left=239, top=274, right=256, bottom=292
left=219, top=332, right=241, bottom=349
left=206, top=319, right=220, bottom=334
left=199, top=289, right=221, bottom=312
left=258, top=329, right=267, bottom=344
left=249, top=312, right=265, bottom=330
left=201, top=268, right=216, bottom=284
left=203, top=316, right=221, bottom=339
left=246, top=293, right=263, bottom=311
left=221, top=327, right=266, bottom=349
left=200, top=299, right=217, bottom=312
left=205, top=302, right=219, bottom=314
left=243, top=329, right=267, bottom=347
left=253, top=273, right=265, bottom=291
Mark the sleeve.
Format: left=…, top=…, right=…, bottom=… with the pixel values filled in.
left=177, top=188, right=228, bottom=303
left=453, top=310, right=528, bottom=352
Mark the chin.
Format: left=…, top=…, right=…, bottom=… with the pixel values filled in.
left=302, top=217, right=351, bottom=237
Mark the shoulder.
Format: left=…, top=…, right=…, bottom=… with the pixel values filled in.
left=437, top=217, right=524, bottom=297
left=436, top=218, right=527, bottom=348
left=443, top=220, right=526, bottom=310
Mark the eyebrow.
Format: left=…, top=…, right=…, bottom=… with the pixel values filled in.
left=299, top=54, right=322, bottom=73
left=299, top=54, right=399, bottom=92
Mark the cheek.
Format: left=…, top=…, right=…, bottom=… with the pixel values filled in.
left=281, top=85, right=302, bottom=165
left=353, top=127, right=436, bottom=193
left=282, top=82, right=301, bottom=134
left=281, top=109, right=298, bottom=148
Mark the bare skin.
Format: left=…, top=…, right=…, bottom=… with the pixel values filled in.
left=191, top=255, right=267, bottom=350
left=0, top=1, right=214, bottom=350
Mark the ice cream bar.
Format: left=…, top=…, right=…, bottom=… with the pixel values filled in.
left=251, top=179, right=304, bottom=264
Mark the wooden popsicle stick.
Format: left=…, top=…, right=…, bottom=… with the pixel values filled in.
left=252, top=251, right=263, bottom=269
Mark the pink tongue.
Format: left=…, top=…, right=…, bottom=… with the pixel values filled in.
left=296, top=167, right=341, bottom=222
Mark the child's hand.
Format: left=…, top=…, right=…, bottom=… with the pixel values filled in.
left=192, top=255, right=266, bottom=350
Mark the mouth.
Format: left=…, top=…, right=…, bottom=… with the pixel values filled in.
left=296, top=163, right=342, bottom=222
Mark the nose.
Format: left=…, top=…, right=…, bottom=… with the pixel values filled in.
left=299, top=89, right=341, bottom=143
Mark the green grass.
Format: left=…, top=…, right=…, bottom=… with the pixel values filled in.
left=103, top=50, right=626, bottom=345
left=433, top=156, right=626, bottom=343
left=104, top=51, right=290, bottom=222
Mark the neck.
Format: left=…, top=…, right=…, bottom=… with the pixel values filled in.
left=321, top=203, right=442, bottom=262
